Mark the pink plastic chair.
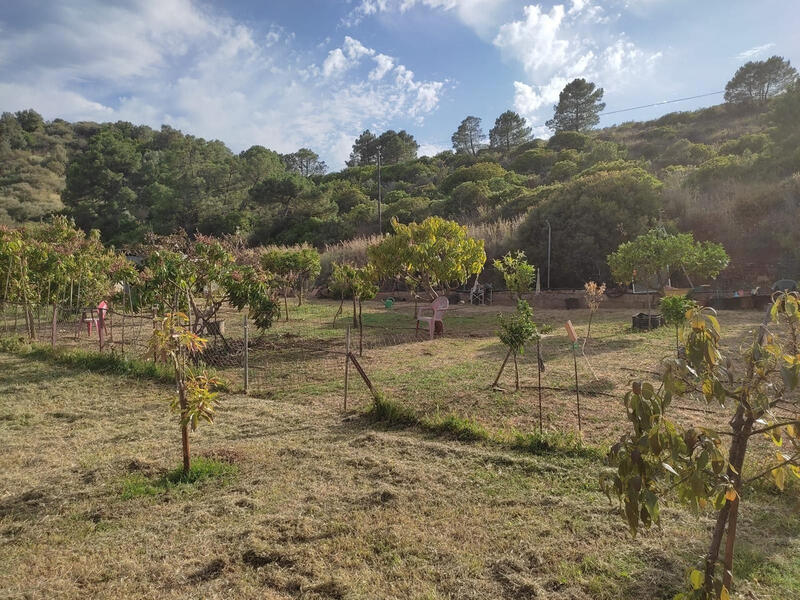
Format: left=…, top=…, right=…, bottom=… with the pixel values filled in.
left=83, top=301, right=108, bottom=336
left=415, top=296, right=449, bottom=340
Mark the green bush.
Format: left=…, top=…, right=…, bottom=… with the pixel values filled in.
left=509, top=148, right=556, bottom=175
left=440, top=162, right=506, bottom=194
left=719, top=133, right=770, bottom=156
left=547, top=131, right=589, bottom=151
left=548, top=160, right=579, bottom=182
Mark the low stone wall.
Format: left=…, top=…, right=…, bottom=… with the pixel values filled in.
left=376, top=290, right=660, bottom=310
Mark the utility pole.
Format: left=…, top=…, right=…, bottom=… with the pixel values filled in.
left=545, top=219, right=552, bottom=289
left=377, top=145, right=382, bottom=235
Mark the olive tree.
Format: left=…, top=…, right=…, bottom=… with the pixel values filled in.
left=368, top=216, right=486, bottom=301
left=601, top=294, right=800, bottom=599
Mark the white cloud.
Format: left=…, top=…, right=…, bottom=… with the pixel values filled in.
left=343, top=0, right=513, bottom=38
left=493, top=3, right=661, bottom=128
left=322, top=48, right=349, bottom=78
left=418, top=141, right=448, bottom=157
left=0, top=1, right=445, bottom=169
left=370, top=54, right=395, bottom=80
left=494, top=5, right=569, bottom=73
left=735, top=42, right=776, bottom=61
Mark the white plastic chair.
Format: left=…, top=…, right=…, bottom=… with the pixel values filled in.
left=415, top=296, right=449, bottom=340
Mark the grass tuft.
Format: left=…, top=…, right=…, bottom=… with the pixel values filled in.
left=369, top=394, right=416, bottom=425
left=368, top=393, right=601, bottom=458
left=510, top=430, right=602, bottom=459
left=426, top=414, right=490, bottom=442
left=121, top=457, right=237, bottom=499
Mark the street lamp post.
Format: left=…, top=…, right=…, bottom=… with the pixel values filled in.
left=377, top=145, right=382, bottom=235
left=545, top=219, right=551, bottom=289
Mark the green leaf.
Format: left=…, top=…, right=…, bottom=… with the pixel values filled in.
left=624, top=498, right=639, bottom=535
left=689, top=569, right=704, bottom=590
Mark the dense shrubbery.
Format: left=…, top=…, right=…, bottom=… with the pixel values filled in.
left=3, top=83, right=799, bottom=287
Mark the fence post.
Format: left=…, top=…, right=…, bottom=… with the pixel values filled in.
left=51, top=303, right=58, bottom=349
left=344, top=326, right=350, bottom=411
left=98, top=308, right=104, bottom=353
left=152, top=307, right=158, bottom=362
left=572, top=342, right=581, bottom=434
left=243, top=314, right=249, bottom=395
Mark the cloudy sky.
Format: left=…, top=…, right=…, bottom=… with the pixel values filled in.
left=1, top=0, right=798, bottom=167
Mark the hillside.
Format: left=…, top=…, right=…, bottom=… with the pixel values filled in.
left=1, top=88, right=799, bottom=288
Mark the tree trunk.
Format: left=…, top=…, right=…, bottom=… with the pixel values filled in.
left=284, top=292, right=289, bottom=322
left=352, top=296, right=358, bottom=328
left=51, top=303, right=58, bottom=349
left=179, top=381, right=191, bottom=474
left=703, top=410, right=754, bottom=594
left=583, top=310, right=594, bottom=352
left=493, top=349, right=512, bottom=388
left=358, top=300, right=363, bottom=357
left=333, top=296, right=344, bottom=327
left=513, top=352, right=519, bottom=391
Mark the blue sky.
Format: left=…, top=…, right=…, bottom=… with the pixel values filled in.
left=1, top=0, right=798, bottom=168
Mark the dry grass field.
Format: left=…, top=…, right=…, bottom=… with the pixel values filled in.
left=1, top=303, right=799, bottom=599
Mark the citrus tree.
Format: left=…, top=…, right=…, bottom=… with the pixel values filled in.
left=608, top=229, right=729, bottom=292
left=660, top=294, right=698, bottom=357
left=492, top=299, right=537, bottom=391
left=368, top=216, right=486, bottom=301
left=493, top=251, right=535, bottom=300
left=608, top=229, right=728, bottom=324
left=601, top=293, right=800, bottom=599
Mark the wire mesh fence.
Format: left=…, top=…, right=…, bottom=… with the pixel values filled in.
left=2, top=299, right=783, bottom=443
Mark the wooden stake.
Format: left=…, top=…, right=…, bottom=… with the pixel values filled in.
left=348, top=352, right=378, bottom=400
left=344, top=326, right=350, bottom=411
left=492, top=349, right=512, bottom=389
left=537, top=338, right=543, bottom=435
left=51, top=303, right=57, bottom=349
left=572, top=342, right=582, bottom=433
left=243, top=314, right=249, bottom=395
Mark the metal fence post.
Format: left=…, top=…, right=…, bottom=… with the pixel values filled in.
left=243, top=314, right=249, bottom=395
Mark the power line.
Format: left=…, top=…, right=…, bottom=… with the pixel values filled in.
left=416, top=90, right=727, bottom=149
left=599, top=91, right=724, bottom=116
